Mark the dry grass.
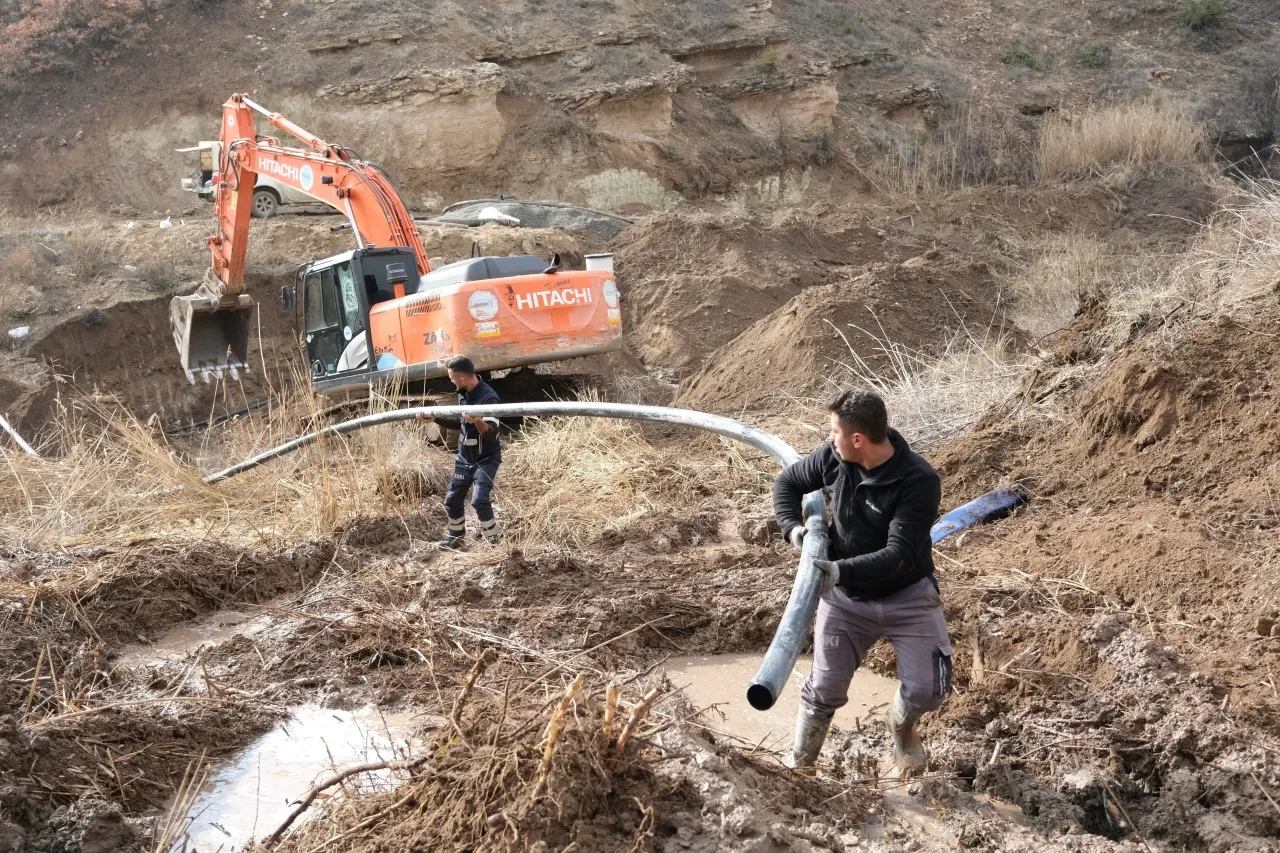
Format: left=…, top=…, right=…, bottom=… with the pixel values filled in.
left=64, top=230, right=116, bottom=282
left=0, top=378, right=774, bottom=551
left=497, top=389, right=770, bottom=550
left=822, top=318, right=1037, bottom=450
left=1037, top=101, right=1208, bottom=178
left=1156, top=178, right=1280, bottom=326
left=857, top=102, right=1035, bottom=197
left=1, top=241, right=46, bottom=320
left=1000, top=233, right=1171, bottom=341
left=0, top=374, right=438, bottom=545
left=500, top=412, right=667, bottom=550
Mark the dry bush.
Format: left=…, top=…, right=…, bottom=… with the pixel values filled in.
left=64, top=230, right=115, bottom=282
left=823, top=318, right=1036, bottom=450
left=0, top=0, right=150, bottom=79
left=4, top=243, right=42, bottom=288
left=1037, top=101, right=1208, bottom=178
left=859, top=102, right=1034, bottom=196
left=1001, top=233, right=1168, bottom=341
left=138, top=259, right=177, bottom=292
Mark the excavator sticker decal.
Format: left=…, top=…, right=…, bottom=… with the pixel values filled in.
left=476, top=321, right=500, bottom=338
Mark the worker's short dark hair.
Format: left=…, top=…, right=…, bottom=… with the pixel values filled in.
left=827, top=389, right=889, bottom=442
left=446, top=355, right=477, bottom=376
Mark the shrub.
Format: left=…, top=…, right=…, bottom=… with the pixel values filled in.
left=0, top=0, right=150, bottom=78
left=139, top=260, right=176, bottom=292
left=65, top=231, right=115, bottom=282
left=1178, top=0, right=1225, bottom=30
left=1001, top=43, right=1042, bottom=70
left=831, top=13, right=856, bottom=36
left=1078, top=41, right=1110, bottom=68
left=755, top=47, right=781, bottom=73
left=808, top=133, right=836, bottom=166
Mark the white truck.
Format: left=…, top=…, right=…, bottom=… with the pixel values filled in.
left=178, top=141, right=316, bottom=218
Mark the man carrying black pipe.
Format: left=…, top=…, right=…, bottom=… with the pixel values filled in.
left=772, top=388, right=951, bottom=777
left=417, top=355, right=502, bottom=549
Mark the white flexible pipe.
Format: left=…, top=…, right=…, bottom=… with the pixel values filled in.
left=202, top=401, right=828, bottom=710
left=0, top=414, right=38, bottom=457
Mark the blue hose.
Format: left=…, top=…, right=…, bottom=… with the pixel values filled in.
left=931, top=487, right=1027, bottom=544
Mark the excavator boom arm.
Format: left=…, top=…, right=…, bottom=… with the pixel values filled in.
left=211, top=95, right=430, bottom=298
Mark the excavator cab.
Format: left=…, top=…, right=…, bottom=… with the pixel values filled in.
left=291, top=247, right=420, bottom=383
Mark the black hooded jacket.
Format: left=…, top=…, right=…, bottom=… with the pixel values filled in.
left=772, top=429, right=941, bottom=600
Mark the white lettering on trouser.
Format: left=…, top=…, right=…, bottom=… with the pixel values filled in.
left=801, top=577, right=953, bottom=717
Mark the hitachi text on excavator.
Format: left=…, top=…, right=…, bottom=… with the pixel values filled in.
left=170, top=94, right=623, bottom=392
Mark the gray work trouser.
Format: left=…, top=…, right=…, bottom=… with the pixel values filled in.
left=801, top=576, right=954, bottom=717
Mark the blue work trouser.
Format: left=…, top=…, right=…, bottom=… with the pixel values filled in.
left=443, top=458, right=500, bottom=537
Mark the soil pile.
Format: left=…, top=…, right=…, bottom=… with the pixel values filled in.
left=613, top=208, right=887, bottom=377
left=919, top=297, right=1280, bottom=849
left=676, top=253, right=1004, bottom=412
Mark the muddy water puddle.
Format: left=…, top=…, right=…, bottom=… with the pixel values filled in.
left=172, top=704, right=428, bottom=851
left=664, top=653, right=897, bottom=752
left=118, top=607, right=271, bottom=667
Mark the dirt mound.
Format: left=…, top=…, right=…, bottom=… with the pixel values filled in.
left=614, top=209, right=888, bottom=377
left=921, top=298, right=1280, bottom=849
left=677, top=254, right=1004, bottom=412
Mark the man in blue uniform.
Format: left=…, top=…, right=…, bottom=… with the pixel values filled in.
left=418, top=356, right=502, bottom=549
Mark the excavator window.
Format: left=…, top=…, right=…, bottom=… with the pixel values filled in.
left=303, top=269, right=339, bottom=333
left=336, top=264, right=365, bottom=334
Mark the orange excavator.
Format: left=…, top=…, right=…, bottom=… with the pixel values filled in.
left=171, top=94, right=622, bottom=393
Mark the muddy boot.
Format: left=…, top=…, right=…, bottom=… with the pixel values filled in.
left=479, top=518, right=502, bottom=545
left=884, top=687, right=926, bottom=780
left=436, top=534, right=466, bottom=551
left=785, top=708, right=833, bottom=770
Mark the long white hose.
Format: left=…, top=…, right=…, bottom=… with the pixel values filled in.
left=203, top=401, right=828, bottom=711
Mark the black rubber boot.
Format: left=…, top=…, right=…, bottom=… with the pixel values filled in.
left=437, top=534, right=466, bottom=551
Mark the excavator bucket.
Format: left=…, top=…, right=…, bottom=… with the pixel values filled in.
left=170, top=293, right=254, bottom=383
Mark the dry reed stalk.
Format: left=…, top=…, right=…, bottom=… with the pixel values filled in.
left=532, top=672, right=586, bottom=799
left=611, top=686, right=662, bottom=771
left=152, top=754, right=209, bottom=853
left=602, top=682, right=621, bottom=744
left=451, top=649, right=498, bottom=746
